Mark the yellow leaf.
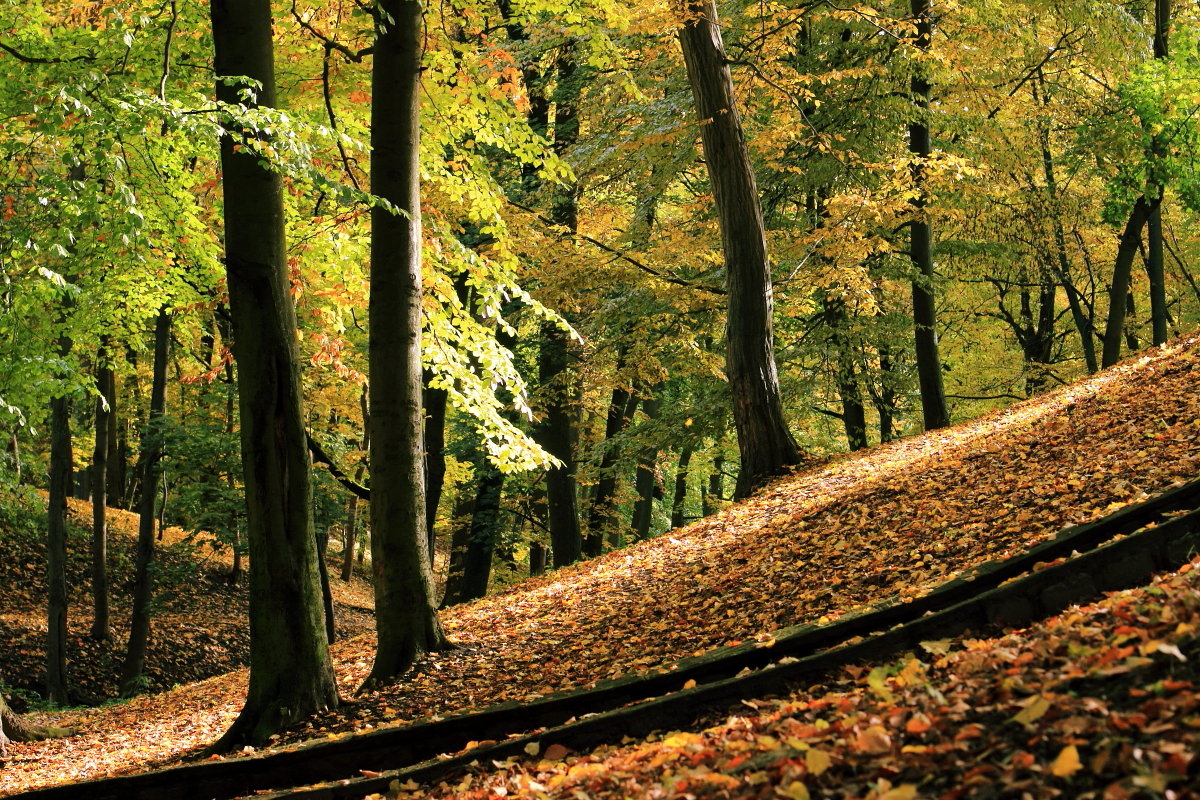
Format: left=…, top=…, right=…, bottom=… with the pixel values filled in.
left=879, top=785, right=919, bottom=800
left=524, top=741, right=540, bottom=756
left=663, top=732, right=705, bottom=748
left=682, top=678, right=697, bottom=690
left=805, top=748, right=832, bottom=775
left=1012, top=695, right=1052, bottom=725
left=776, top=781, right=811, bottom=800
left=1050, top=744, right=1082, bottom=777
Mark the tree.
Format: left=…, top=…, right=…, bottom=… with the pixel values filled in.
left=119, top=307, right=171, bottom=695
left=89, top=344, right=115, bottom=641
left=907, top=0, right=950, bottom=430
left=677, top=0, right=802, bottom=499
left=362, top=0, right=450, bottom=689
left=208, top=0, right=338, bottom=749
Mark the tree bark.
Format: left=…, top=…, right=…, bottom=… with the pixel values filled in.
left=46, top=389, right=71, bottom=707
left=90, top=350, right=115, bottom=641
left=119, top=307, right=171, bottom=695
left=670, top=445, right=693, bottom=529
left=536, top=322, right=583, bottom=568
left=363, top=0, right=449, bottom=690
left=1146, top=0, right=1170, bottom=347
left=208, top=0, right=338, bottom=749
left=630, top=392, right=662, bottom=541
left=1101, top=196, right=1156, bottom=367
left=678, top=0, right=801, bottom=499
left=459, top=460, right=504, bottom=602
left=583, top=380, right=639, bottom=557
left=423, top=374, right=448, bottom=562
left=908, top=0, right=950, bottom=431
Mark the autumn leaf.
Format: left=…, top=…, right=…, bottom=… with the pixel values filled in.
left=805, top=747, right=832, bottom=775
left=1012, top=694, right=1052, bottom=725
left=1049, top=744, right=1083, bottom=777
left=776, top=780, right=811, bottom=800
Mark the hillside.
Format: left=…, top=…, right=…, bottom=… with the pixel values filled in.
left=5, top=334, right=1200, bottom=795
left=0, top=495, right=375, bottom=704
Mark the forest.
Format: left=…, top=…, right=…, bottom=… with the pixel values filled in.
left=2, top=0, right=1200, bottom=797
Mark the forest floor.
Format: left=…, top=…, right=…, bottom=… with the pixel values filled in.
left=5, top=333, right=1200, bottom=796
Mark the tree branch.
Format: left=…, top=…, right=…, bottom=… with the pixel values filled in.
left=307, top=432, right=370, bottom=500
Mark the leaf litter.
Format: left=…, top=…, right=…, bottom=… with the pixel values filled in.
left=5, top=335, right=1200, bottom=795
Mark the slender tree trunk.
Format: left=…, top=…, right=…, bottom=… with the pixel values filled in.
left=630, top=392, right=662, bottom=541
left=678, top=0, right=801, bottom=499
left=908, top=0, right=950, bottom=431
left=460, top=460, right=504, bottom=602
left=1101, top=197, right=1156, bottom=367
left=90, top=352, right=115, bottom=641
left=583, top=381, right=639, bottom=557
left=1035, top=75, right=1099, bottom=374
left=822, top=296, right=868, bottom=450
left=364, top=0, right=449, bottom=690
left=423, top=375, right=448, bottom=562
left=1147, top=0, right=1170, bottom=347
left=670, top=445, right=693, bottom=529
left=340, top=464, right=365, bottom=582
left=441, top=490, right=476, bottom=607
left=119, top=308, right=171, bottom=695
left=46, top=389, right=71, bottom=707
left=208, top=0, right=338, bottom=749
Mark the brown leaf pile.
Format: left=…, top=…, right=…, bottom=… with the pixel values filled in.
left=4, top=334, right=1200, bottom=795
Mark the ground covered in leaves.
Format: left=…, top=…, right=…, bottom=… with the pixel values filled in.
left=0, top=495, right=375, bottom=705
left=4, top=335, right=1200, bottom=795
left=406, top=560, right=1200, bottom=800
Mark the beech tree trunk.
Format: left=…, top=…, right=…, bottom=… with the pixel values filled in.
left=670, top=445, right=693, bottom=529
left=537, top=322, right=583, bottom=568
left=363, top=0, right=449, bottom=689
left=1101, top=197, right=1155, bottom=367
left=1146, top=0, right=1170, bottom=347
left=678, top=0, right=801, bottom=499
left=459, top=460, right=504, bottom=602
left=583, top=380, right=639, bottom=557
left=423, top=375, right=448, bottom=562
left=90, top=351, right=115, bottom=641
left=209, top=0, right=338, bottom=749
left=630, top=392, right=662, bottom=541
left=908, top=0, right=950, bottom=431
left=119, top=308, right=171, bottom=695
left=46, top=389, right=71, bottom=707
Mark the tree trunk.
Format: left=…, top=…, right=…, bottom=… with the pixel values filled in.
left=0, top=692, right=73, bottom=747
left=423, top=374, right=448, bottom=563
left=1146, top=0, right=1170, bottom=347
left=119, top=307, right=171, bottom=696
left=46, top=390, right=71, bottom=707
left=670, top=445, right=693, bottom=529
left=1101, top=196, right=1155, bottom=367
left=441, top=490, right=477, bottom=607
left=536, top=322, right=583, bottom=568
left=90, top=351, right=115, bottom=641
left=908, top=0, right=950, bottom=431
left=822, top=296, right=868, bottom=451
left=678, top=0, right=801, bottom=499
left=363, top=0, right=449, bottom=690
left=583, top=381, right=639, bottom=557
left=208, top=0, right=338, bottom=749
left=630, top=392, right=662, bottom=541
left=459, top=460, right=504, bottom=602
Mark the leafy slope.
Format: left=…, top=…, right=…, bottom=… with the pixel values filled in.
left=0, top=495, right=374, bottom=704
left=400, top=559, right=1200, bottom=800
left=5, top=334, right=1200, bottom=795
